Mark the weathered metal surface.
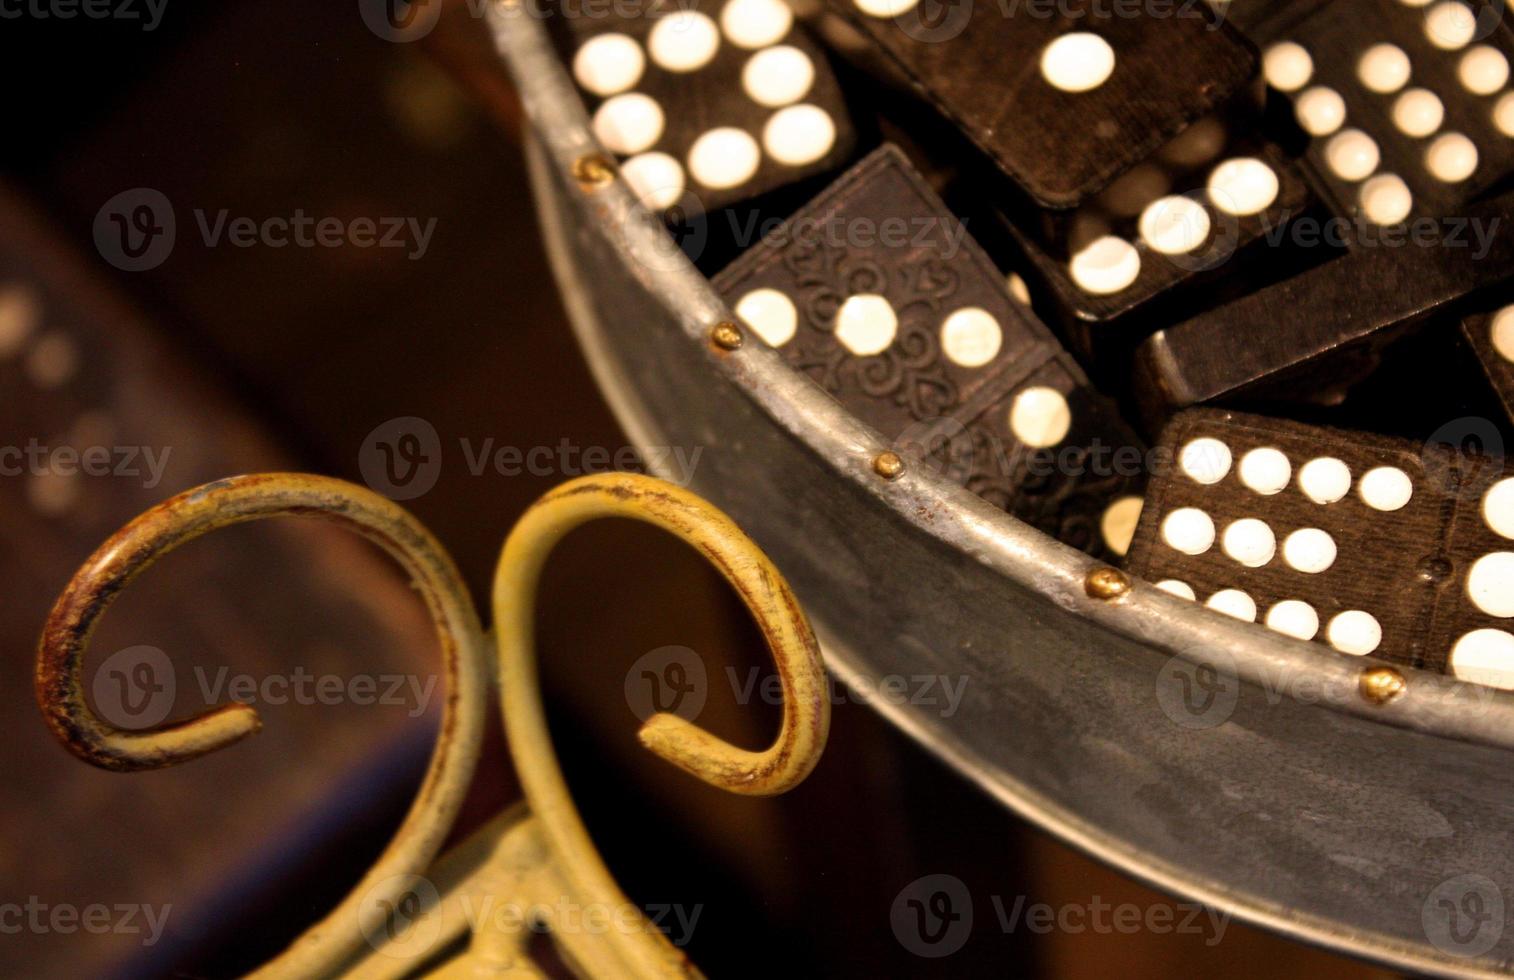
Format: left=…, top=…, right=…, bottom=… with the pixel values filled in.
left=486, top=2, right=1514, bottom=975
left=35, top=473, right=492, bottom=978
left=37, top=472, right=829, bottom=978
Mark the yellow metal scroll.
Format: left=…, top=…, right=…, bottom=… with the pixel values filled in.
left=34, top=472, right=830, bottom=978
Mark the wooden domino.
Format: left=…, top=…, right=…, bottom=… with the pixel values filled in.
left=1126, top=407, right=1514, bottom=684
left=1260, top=0, right=1514, bottom=223
left=712, top=143, right=1147, bottom=558
left=805, top=0, right=1257, bottom=208
left=552, top=0, right=856, bottom=215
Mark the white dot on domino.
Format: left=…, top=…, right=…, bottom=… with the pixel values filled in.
left=1358, top=43, right=1412, bottom=93
left=1138, top=196, right=1211, bottom=256
left=1328, top=611, right=1383, bottom=655
left=1490, top=305, right=1514, bottom=363
left=721, top=0, right=792, bottom=49
left=1283, top=528, right=1337, bottom=574
left=1162, top=507, right=1216, bottom=555
left=1239, top=447, right=1291, bottom=495
left=1069, top=236, right=1140, bottom=295
left=763, top=104, right=837, bottom=166
left=1460, top=45, right=1510, bottom=95
left=939, top=307, right=1003, bottom=368
left=834, top=293, right=897, bottom=355
left=1325, top=129, right=1379, bottom=182
left=1264, top=42, right=1313, bottom=92
left=743, top=46, right=814, bottom=108
left=1296, top=86, right=1347, bottom=137
left=1425, top=2, right=1478, bottom=51
left=1157, top=579, right=1197, bottom=601
left=620, top=152, right=685, bottom=210
left=1393, top=88, right=1444, bottom=138
left=1298, top=457, right=1352, bottom=504
left=1426, top=132, right=1478, bottom=183
left=1222, top=518, right=1277, bottom=567
left=1451, top=629, right=1514, bottom=689
left=1041, top=33, right=1115, bottom=93
left=1467, top=552, right=1514, bottom=618
left=1360, top=174, right=1414, bottom=226
left=1101, top=496, right=1143, bottom=557
left=1266, top=600, right=1320, bottom=641
left=687, top=127, right=761, bottom=189
left=1207, top=158, right=1279, bottom=216
left=1360, top=466, right=1414, bottom=510
left=1009, top=387, right=1072, bottom=448
left=1179, top=437, right=1232, bottom=485
left=648, top=12, right=721, bottom=73
left=1207, top=589, right=1258, bottom=622
left=573, top=34, right=646, bottom=97
left=592, top=93, right=665, bottom=155
left=734, top=288, right=798, bottom=347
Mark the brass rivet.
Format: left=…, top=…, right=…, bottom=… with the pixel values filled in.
left=872, top=451, right=904, bottom=480
left=1359, top=666, right=1406, bottom=706
left=710, top=321, right=744, bottom=350
left=572, top=153, right=616, bottom=188
left=1084, top=566, right=1131, bottom=600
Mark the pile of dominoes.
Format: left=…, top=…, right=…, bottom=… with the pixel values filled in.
left=549, top=0, right=1514, bottom=685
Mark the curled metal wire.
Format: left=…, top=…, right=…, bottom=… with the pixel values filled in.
left=35, top=471, right=829, bottom=978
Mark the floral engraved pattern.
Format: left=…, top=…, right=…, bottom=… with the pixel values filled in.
left=780, top=236, right=964, bottom=422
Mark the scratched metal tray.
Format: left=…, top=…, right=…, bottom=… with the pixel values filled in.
left=488, top=6, right=1514, bottom=976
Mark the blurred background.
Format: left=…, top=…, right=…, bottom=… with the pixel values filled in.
left=0, top=2, right=1390, bottom=977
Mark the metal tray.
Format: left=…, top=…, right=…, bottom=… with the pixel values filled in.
left=488, top=6, right=1514, bottom=975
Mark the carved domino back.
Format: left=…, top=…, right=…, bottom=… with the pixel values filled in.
left=713, top=145, right=1147, bottom=559
left=1126, top=408, right=1514, bottom=686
